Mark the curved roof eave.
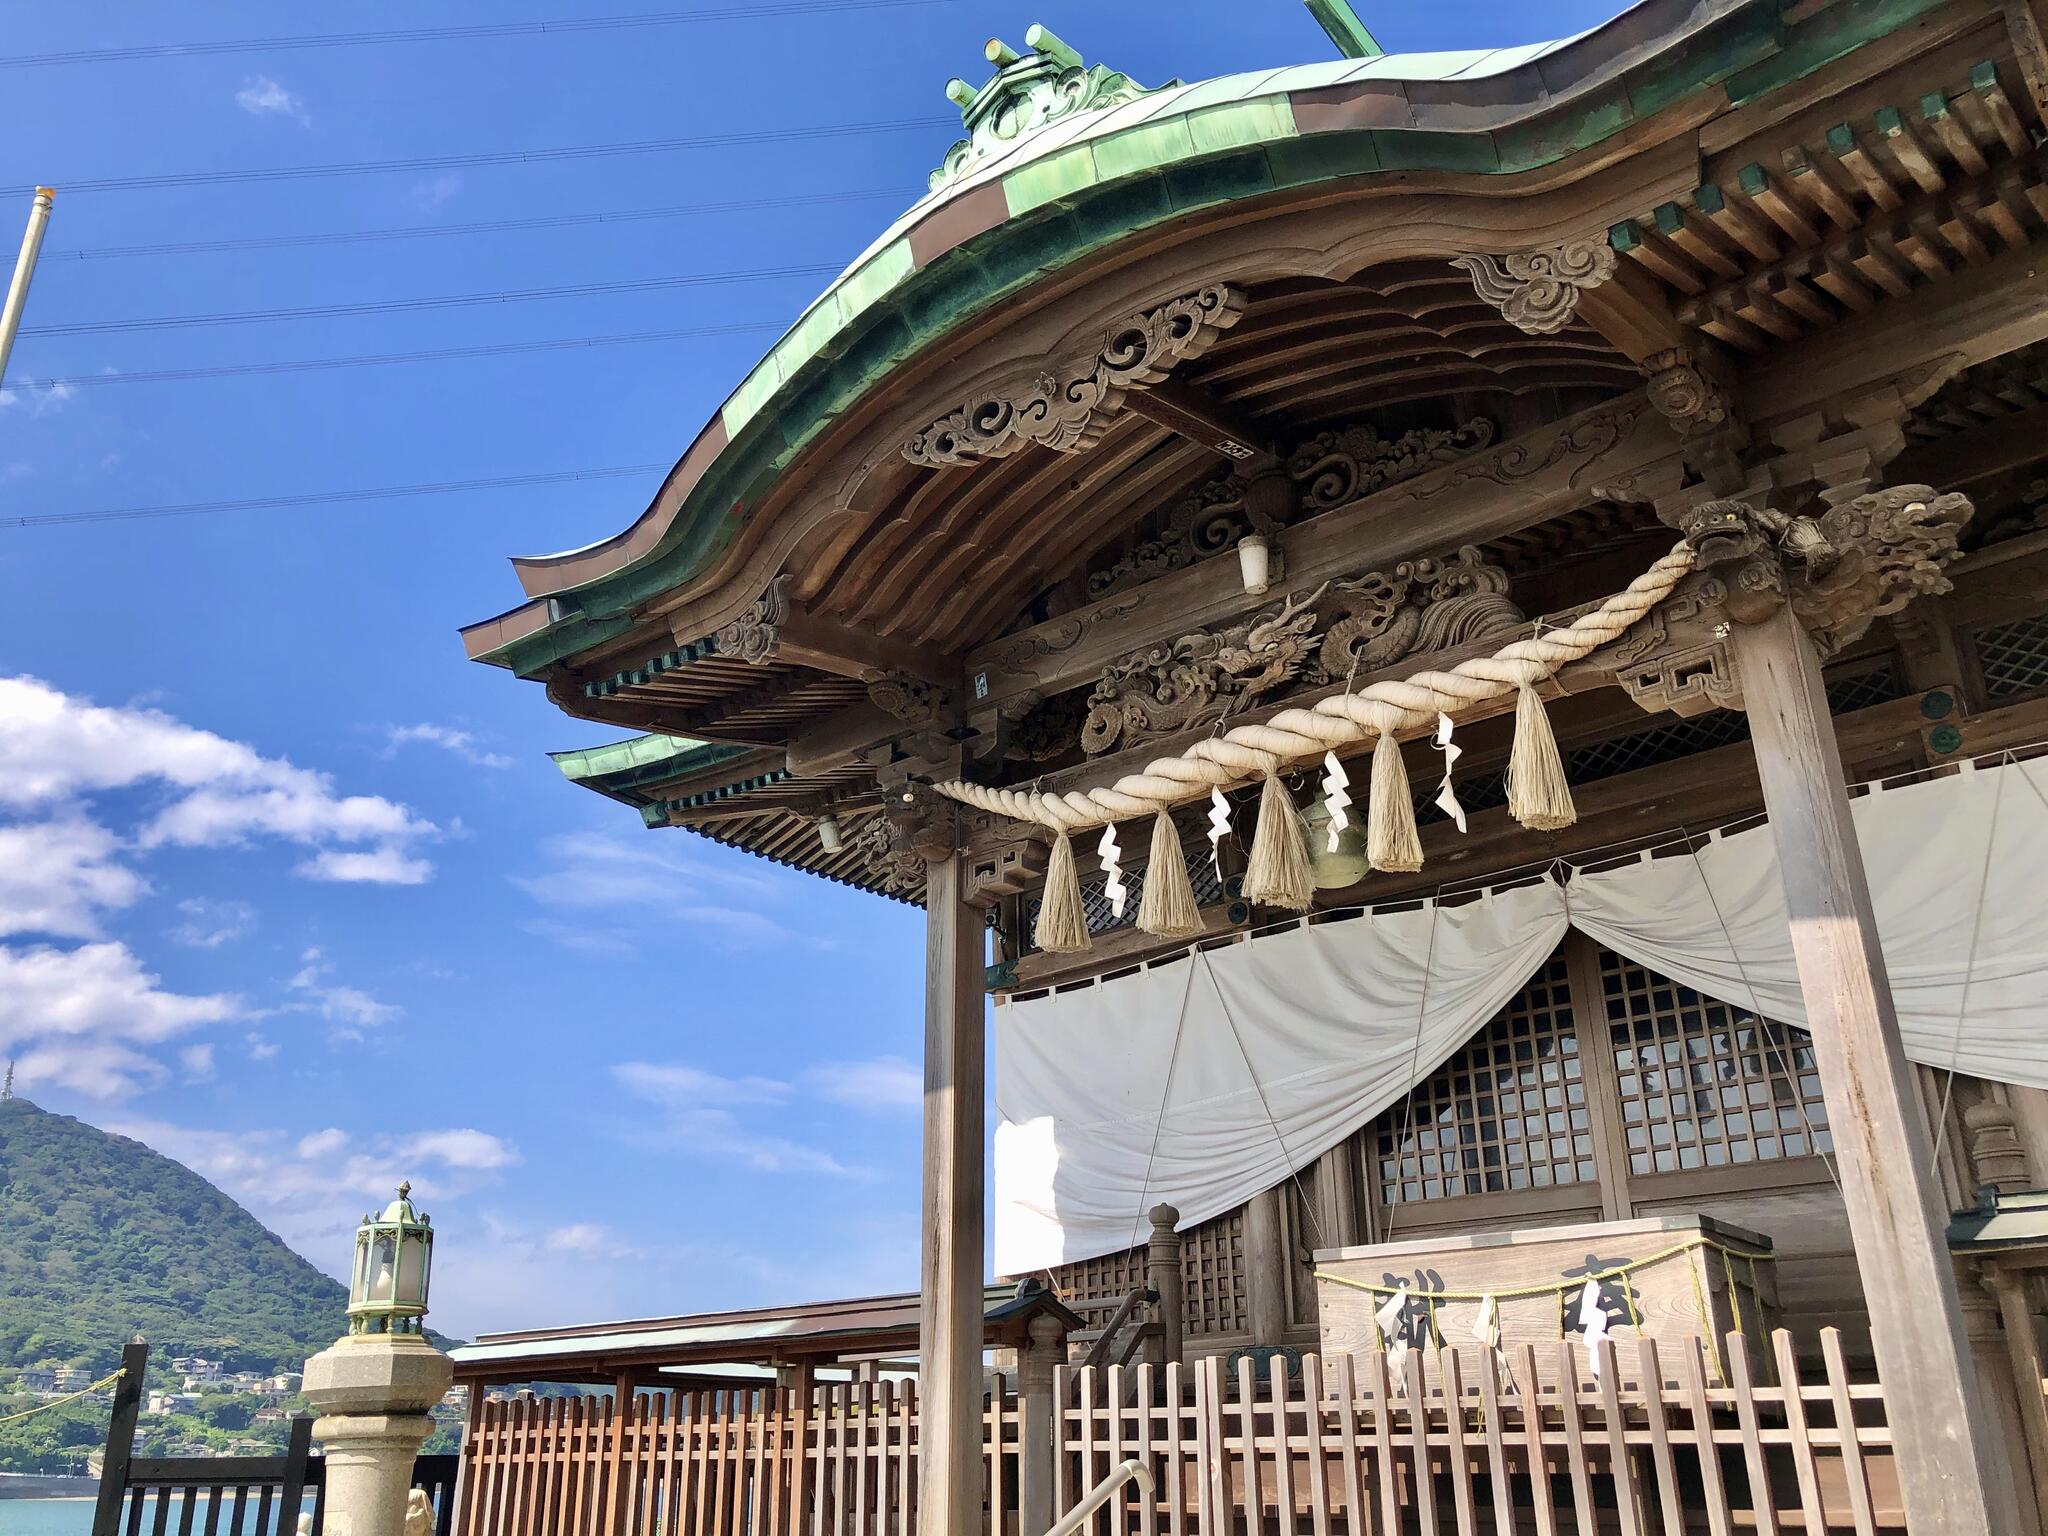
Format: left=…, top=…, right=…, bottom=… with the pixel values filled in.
left=464, top=0, right=1943, bottom=676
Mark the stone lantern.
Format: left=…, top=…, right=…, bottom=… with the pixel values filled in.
left=302, top=1183, right=453, bottom=1536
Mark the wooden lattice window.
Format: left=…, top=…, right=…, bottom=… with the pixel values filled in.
left=1373, top=954, right=1593, bottom=1205
left=1599, top=949, right=1832, bottom=1174
left=1044, top=1208, right=1247, bottom=1338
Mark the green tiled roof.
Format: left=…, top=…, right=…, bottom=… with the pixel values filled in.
left=466, top=0, right=1949, bottom=678
left=549, top=734, right=754, bottom=809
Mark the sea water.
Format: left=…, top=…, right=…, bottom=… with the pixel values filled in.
left=0, top=1499, right=95, bottom=1536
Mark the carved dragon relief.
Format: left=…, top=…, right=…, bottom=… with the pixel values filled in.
left=1451, top=240, right=1618, bottom=335
left=1604, top=483, right=1977, bottom=715
left=903, top=285, right=1247, bottom=469
left=1087, top=414, right=1499, bottom=599
left=1080, top=548, right=1523, bottom=756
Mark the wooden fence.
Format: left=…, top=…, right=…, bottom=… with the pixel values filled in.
left=1054, top=1329, right=1900, bottom=1535
left=457, top=1379, right=1024, bottom=1536
left=456, top=1326, right=1915, bottom=1534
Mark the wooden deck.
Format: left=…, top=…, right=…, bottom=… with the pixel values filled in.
left=454, top=1327, right=1929, bottom=1534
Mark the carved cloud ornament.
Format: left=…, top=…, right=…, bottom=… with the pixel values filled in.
left=714, top=576, right=793, bottom=666
left=1080, top=547, right=1523, bottom=756
left=902, top=285, right=1247, bottom=469
left=1452, top=240, right=1618, bottom=335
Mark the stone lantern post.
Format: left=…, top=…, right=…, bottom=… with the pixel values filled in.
left=301, top=1182, right=453, bottom=1536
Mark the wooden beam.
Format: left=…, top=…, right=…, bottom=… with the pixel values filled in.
left=1731, top=604, right=2009, bottom=1534
left=1572, top=256, right=1689, bottom=362
left=1891, top=398, right=2048, bottom=489
left=917, top=853, right=985, bottom=1536
left=964, top=394, right=1683, bottom=709
left=764, top=605, right=954, bottom=689
left=1746, top=240, right=2048, bottom=428
left=2004, top=0, right=2048, bottom=126
left=1123, top=380, right=1274, bottom=464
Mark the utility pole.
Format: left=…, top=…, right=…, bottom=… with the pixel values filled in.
left=0, top=186, right=56, bottom=390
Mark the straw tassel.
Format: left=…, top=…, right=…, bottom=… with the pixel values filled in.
left=1507, top=681, right=1577, bottom=832
left=1034, top=829, right=1091, bottom=953
left=1137, top=812, right=1205, bottom=939
left=1367, top=731, right=1424, bottom=874
left=1241, top=774, right=1314, bottom=911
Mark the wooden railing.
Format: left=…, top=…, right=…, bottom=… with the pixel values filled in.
left=1055, top=1328, right=1901, bottom=1535
left=454, top=1327, right=1922, bottom=1534
left=92, top=1345, right=461, bottom=1536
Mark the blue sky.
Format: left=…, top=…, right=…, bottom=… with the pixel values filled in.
left=0, top=0, right=1623, bottom=1341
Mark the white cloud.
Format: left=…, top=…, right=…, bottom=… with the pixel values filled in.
left=410, top=173, right=461, bottom=211
left=545, top=1222, right=632, bottom=1257
left=398, top=1129, right=519, bottom=1171
left=512, top=830, right=815, bottom=950
left=247, top=1032, right=280, bottom=1062
left=168, top=896, right=255, bottom=949
left=235, top=75, right=310, bottom=125
left=0, top=818, right=146, bottom=938
left=611, top=1061, right=790, bottom=1107
left=0, top=676, right=436, bottom=884
left=297, top=1127, right=348, bottom=1159
left=0, top=380, right=76, bottom=418
left=296, top=847, right=432, bottom=885
left=612, top=1061, right=863, bottom=1177
left=385, top=723, right=513, bottom=771
left=287, top=952, right=401, bottom=1038
left=0, top=941, right=239, bottom=1097
left=806, top=1056, right=922, bottom=1113
left=178, top=1043, right=216, bottom=1082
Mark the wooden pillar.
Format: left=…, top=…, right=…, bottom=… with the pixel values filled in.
left=1312, top=1141, right=1367, bottom=1251
left=1985, top=1263, right=2048, bottom=1524
left=918, top=852, right=986, bottom=1536
left=1016, top=1314, right=1064, bottom=1536
left=1243, top=1186, right=1291, bottom=1346
left=1146, top=1204, right=1185, bottom=1364
left=1732, top=604, right=2009, bottom=1532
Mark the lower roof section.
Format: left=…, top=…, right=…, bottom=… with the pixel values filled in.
left=448, top=1282, right=1081, bottom=1385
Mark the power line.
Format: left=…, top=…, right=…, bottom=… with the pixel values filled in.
left=5, top=322, right=792, bottom=391
left=0, top=1, right=957, bottom=68
left=41, top=188, right=909, bottom=261
left=5, top=464, right=673, bottom=529
left=21, top=263, right=843, bottom=338
left=28, top=117, right=953, bottom=195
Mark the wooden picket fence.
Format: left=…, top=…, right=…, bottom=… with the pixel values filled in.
left=1055, top=1328, right=1900, bottom=1535
left=456, top=1328, right=1904, bottom=1534
left=457, top=1378, right=1024, bottom=1536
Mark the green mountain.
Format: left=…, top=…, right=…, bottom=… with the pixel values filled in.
left=0, top=1096, right=348, bottom=1375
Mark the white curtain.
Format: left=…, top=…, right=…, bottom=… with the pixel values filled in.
left=993, top=882, right=1569, bottom=1273
left=995, top=758, right=2048, bottom=1271
left=1567, top=756, right=2048, bottom=1092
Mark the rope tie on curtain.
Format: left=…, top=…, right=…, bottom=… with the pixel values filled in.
left=939, top=541, right=1697, bottom=952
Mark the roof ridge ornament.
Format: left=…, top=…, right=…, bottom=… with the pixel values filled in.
left=930, top=24, right=1174, bottom=193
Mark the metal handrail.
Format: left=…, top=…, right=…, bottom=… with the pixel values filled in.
left=1042, top=1457, right=1156, bottom=1536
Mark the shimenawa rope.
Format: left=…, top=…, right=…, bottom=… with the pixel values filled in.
left=939, top=539, right=1697, bottom=950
